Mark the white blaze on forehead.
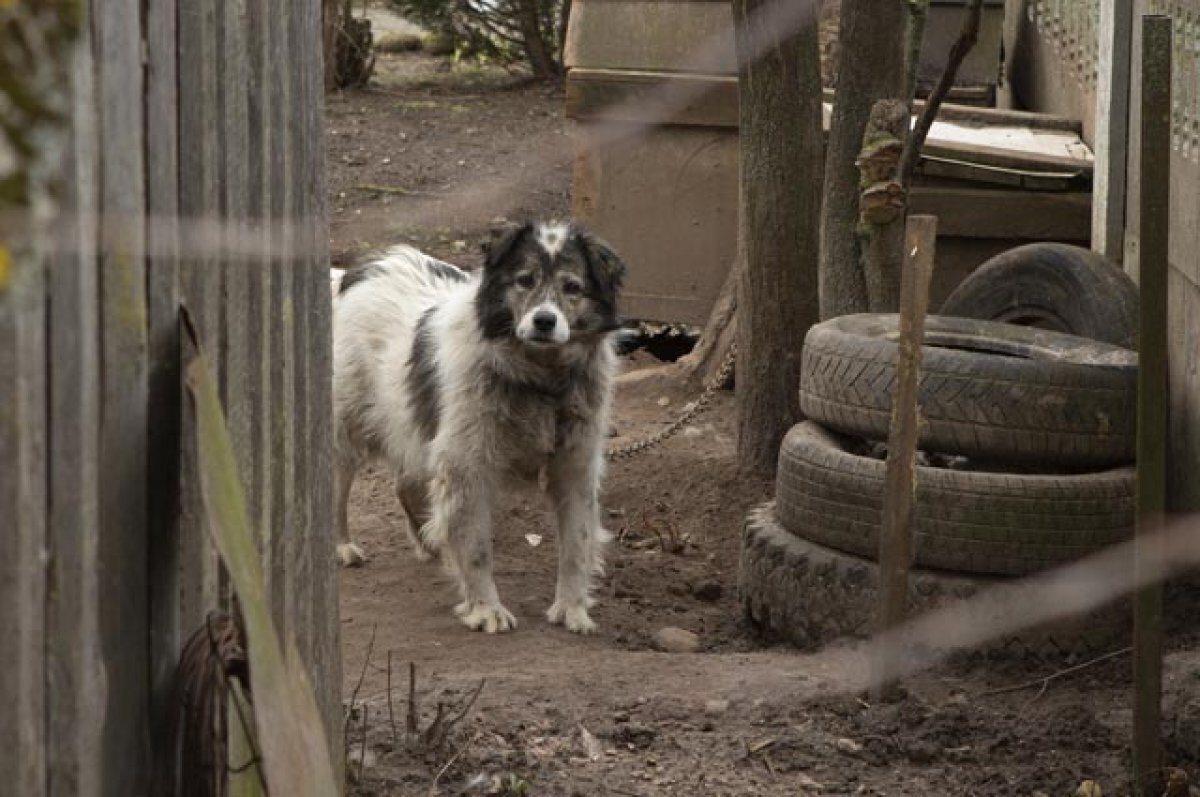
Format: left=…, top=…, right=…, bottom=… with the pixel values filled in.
left=535, top=221, right=570, bottom=258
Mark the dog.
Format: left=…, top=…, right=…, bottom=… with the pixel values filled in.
left=332, top=221, right=627, bottom=634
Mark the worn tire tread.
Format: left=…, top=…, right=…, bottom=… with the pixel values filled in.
left=799, top=315, right=1137, bottom=466
left=775, top=422, right=1135, bottom=576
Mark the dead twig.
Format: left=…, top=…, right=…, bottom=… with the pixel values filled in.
left=344, top=623, right=377, bottom=739
left=407, top=662, right=420, bottom=741
left=898, top=0, right=984, bottom=185
left=979, top=647, right=1132, bottom=698
left=353, top=183, right=425, bottom=196
left=387, top=650, right=398, bottom=746
left=427, top=731, right=482, bottom=796
left=421, top=678, right=487, bottom=750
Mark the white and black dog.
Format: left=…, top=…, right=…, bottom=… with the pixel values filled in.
left=332, top=221, right=626, bottom=634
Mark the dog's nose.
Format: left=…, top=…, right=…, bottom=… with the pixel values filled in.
left=532, top=310, right=557, bottom=333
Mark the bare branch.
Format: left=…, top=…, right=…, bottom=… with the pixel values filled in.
left=899, top=0, right=984, bottom=185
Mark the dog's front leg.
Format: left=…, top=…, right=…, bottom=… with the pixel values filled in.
left=423, top=458, right=516, bottom=633
left=546, top=451, right=609, bottom=634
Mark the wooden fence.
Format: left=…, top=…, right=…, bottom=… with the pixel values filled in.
left=1011, top=0, right=1200, bottom=512
left=0, top=0, right=341, bottom=794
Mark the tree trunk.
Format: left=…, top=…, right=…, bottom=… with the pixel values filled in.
left=676, top=258, right=739, bottom=388
left=858, top=99, right=911, bottom=312
left=515, top=0, right=559, bottom=79
left=818, top=0, right=908, bottom=320
left=557, top=0, right=573, bottom=68
left=732, top=0, right=824, bottom=476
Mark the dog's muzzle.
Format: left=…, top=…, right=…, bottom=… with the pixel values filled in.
left=517, top=302, right=570, bottom=345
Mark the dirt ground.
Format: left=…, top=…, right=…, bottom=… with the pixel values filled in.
left=328, top=32, right=1198, bottom=797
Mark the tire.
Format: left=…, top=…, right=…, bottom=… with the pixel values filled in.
left=799, top=314, right=1138, bottom=467
left=939, top=243, right=1139, bottom=350
left=775, top=422, right=1135, bottom=576
left=739, top=502, right=1129, bottom=658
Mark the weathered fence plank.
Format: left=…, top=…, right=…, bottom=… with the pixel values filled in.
left=178, top=0, right=225, bottom=637
left=222, top=0, right=253, bottom=493
left=267, top=0, right=299, bottom=644
left=0, top=212, right=49, bottom=797
left=47, top=29, right=105, bottom=797
left=95, top=0, right=151, bottom=790
left=299, top=0, right=342, bottom=763
left=289, top=0, right=315, bottom=664
left=145, top=0, right=184, bottom=772
left=246, top=0, right=274, bottom=589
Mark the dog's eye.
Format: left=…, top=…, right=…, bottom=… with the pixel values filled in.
left=515, top=273, right=536, bottom=289
left=563, top=279, right=583, bottom=297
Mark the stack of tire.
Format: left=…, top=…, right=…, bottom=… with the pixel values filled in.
left=740, top=244, right=1142, bottom=656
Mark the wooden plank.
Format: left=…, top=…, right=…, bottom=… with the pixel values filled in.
left=266, top=0, right=298, bottom=639
left=919, top=137, right=1094, bottom=177
left=245, top=0, right=273, bottom=579
left=95, top=0, right=150, bottom=788
left=297, top=0, right=342, bottom=766
left=567, top=69, right=739, bottom=127
left=47, top=31, right=104, bottom=797
left=907, top=186, right=1092, bottom=240
left=222, top=0, right=254, bottom=554
left=871, top=215, right=937, bottom=702
left=1092, top=0, right=1134, bottom=261
left=0, top=217, right=49, bottom=797
left=564, top=0, right=737, bottom=73
left=144, top=0, right=184, bottom=772
left=1132, top=16, right=1171, bottom=797
left=918, top=155, right=1082, bottom=190
left=288, top=0, right=314, bottom=665
left=567, top=69, right=1086, bottom=134
left=178, top=0, right=224, bottom=636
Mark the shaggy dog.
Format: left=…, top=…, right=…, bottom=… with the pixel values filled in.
left=332, top=221, right=626, bottom=634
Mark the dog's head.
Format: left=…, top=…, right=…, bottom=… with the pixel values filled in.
left=475, top=221, right=626, bottom=348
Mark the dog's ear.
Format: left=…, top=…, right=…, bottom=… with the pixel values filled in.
left=575, top=228, right=627, bottom=297
left=481, top=222, right=531, bottom=270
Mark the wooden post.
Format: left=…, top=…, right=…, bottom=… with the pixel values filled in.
left=1092, top=0, right=1134, bottom=262
left=871, top=214, right=937, bottom=703
left=1132, top=15, right=1171, bottom=797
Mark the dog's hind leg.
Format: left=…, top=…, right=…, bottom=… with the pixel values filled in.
left=335, top=455, right=367, bottom=567
left=424, top=461, right=516, bottom=633
left=545, top=452, right=609, bottom=634
left=395, top=478, right=437, bottom=562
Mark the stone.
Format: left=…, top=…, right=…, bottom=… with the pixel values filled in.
left=652, top=627, right=700, bottom=653
left=703, top=699, right=730, bottom=717
left=835, top=737, right=863, bottom=756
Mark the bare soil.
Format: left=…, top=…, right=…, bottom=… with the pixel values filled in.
left=330, top=40, right=1199, bottom=797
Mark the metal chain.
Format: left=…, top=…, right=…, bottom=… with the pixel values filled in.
left=606, top=343, right=737, bottom=461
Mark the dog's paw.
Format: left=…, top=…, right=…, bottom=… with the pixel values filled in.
left=337, top=542, right=367, bottom=568
left=410, top=543, right=435, bottom=563
left=455, top=601, right=517, bottom=633
left=546, top=600, right=596, bottom=634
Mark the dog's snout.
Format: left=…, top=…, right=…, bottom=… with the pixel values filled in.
left=532, top=310, right=557, bottom=332
left=517, top=302, right=569, bottom=345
